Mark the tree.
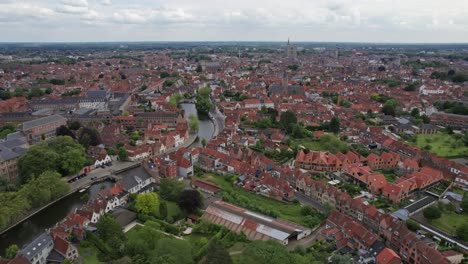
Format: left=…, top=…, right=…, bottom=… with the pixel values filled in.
left=461, top=196, right=468, bottom=213
left=160, top=72, right=170, bottom=78
left=201, top=238, right=232, bottom=264
left=291, top=124, right=304, bottom=138
left=178, top=189, right=203, bottom=214
left=195, top=87, right=212, bottom=116
left=189, top=114, right=199, bottom=133
left=118, top=147, right=128, bottom=161
left=456, top=223, right=468, bottom=241
left=135, top=193, right=159, bottom=215
left=169, top=93, right=183, bottom=107
left=18, top=146, right=60, bottom=183
left=330, top=254, right=353, bottom=264
left=378, top=65, right=386, bottom=72
left=96, top=214, right=126, bottom=250
left=196, top=65, right=203, bottom=73
left=279, top=110, right=297, bottom=134
left=411, top=108, right=420, bottom=117
left=78, top=127, right=102, bottom=148
left=423, top=206, right=441, bottom=220
left=201, top=138, right=207, bottom=147
left=329, top=116, right=340, bottom=134
left=159, top=201, right=168, bottom=219
left=159, top=178, right=185, bottom=202
left=382, top=103, right=396, bottom=116
left=406, top=219, right=421, bottom=232
left=5, top=244, right=19, bottom=259
left=68, top=121, right=81, bottom=130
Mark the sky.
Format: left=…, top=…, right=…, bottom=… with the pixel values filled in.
left=0, top=0, right=468, bottom=43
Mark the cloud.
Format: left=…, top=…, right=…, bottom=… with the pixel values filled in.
left=56, top=4, right=89, bottom=14
left=60, top=0, right=88, bottom=7
left=0, top=3, right=55, bottom=22
left=112, top=7, right=193, bottom=24
left=0, top=0, right=468, bottom=42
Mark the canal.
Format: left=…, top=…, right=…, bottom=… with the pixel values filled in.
left=180, top=103, right=214, bottom=147
left=0, top=180, right=113, bottom=253
left=0, top=165, right=154, bottom=254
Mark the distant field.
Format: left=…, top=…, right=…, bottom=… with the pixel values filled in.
left=412, top=132, right=468, bottom=158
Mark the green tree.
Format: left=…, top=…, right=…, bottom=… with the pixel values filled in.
left=329, top=116, right=340, bottom=134
left=279, top=110, right=297, bottom=134
left=135, top=193, right=160, bottom=215
left=201, top=138, right=207, bottom=147
left=291, top=124, right=304, bottom=138
left=423, top=206, right=441, bottom=220
left=196, top=65, right=203, bottom=73
left=406, top=219, right=421, bottom=232
left=195, top=87, right=212, bottom=116
left=330, top=254, right=353, bottom=264
left=96, top=214, right=126, bottom=250
left=160, top=72, right=170, bottom=78
left=189, top=114, right=199, bottom=133
left=159, top=201, right=168, bottom=219
left=201, top=238, right=232, bottom=264
left=382, top=103, right=396, bottom=116
left=461, top=196, right=468, bottom=213
left=169, top=93, right=183, bottom=107
left=159, top=178, right=185, bottom=202
left=178, top=189, right=203, bottom=214
left=411, top=108, right=420, bottom=117
left=118, top=147, right=128, bottom=161
left=5, top=244, right=19, bottom=259
left=456, top=223, right=468, bottom=241
left=18, top=146, right=60, bottom=183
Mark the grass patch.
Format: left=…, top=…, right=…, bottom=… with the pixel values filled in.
left=201, top=173, right=324, bottom=227
left=411, top=132, right=468, bottom=158
left=431, top=212, right=467, bottom=235
left=228, top=242, right=247, bottom=253
left=164, top=200, right=182, bottom=218
left=78, top=245, right=102, bottom=264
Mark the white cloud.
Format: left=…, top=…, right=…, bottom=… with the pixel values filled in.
left=60, top=0, right=88, bottom=7
left=0, top=0, right=468, bottom=42
left=56, top=4, right=89, bottom=14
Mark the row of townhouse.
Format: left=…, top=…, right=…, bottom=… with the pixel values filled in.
left=295, top=174, right=455, bottom=264
left=344, top=165, right=444, bottom=203
left=294, top=150, right=400, bottom=172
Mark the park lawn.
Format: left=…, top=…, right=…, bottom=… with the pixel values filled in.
left=431, top=212, right=467, bottom=235
left=165, top=200, right=182, bottom=218
left=201, top=174, right=318, bottom=226
left=78, top=245, right=102, bottom=264
left=413, top=132, right=468, bottom=158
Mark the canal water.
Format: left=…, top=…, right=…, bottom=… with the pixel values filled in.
left=180, top=103, right=214, bottom=147
left=0, top=180, right=114, bottom=253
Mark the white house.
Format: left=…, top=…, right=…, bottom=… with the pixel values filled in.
left=94, top=154, right=112, bottom=167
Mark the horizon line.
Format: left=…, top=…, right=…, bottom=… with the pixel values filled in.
left=1, top=40, right=468, bottom=45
